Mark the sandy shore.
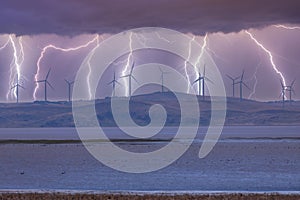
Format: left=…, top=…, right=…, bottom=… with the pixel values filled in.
left=0, top=192, right=300, bottom=199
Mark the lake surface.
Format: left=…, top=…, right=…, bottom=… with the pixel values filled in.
left=0, top=126, right=299, bottom=140
left=0, top=126, right=299, bottom=192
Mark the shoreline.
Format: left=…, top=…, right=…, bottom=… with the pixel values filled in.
left=1, top=189, right=300, bottom=195
left=0, top=191, right=299, bottom=200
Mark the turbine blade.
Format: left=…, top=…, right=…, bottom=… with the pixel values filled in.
left=280, top=80, right=285, bottom=89
left=226, top=74, right=234, bottom=81
left=107, top=80, right=114, bottom=85
left=10, top=85, right=16, bottom=90
left=241, top=70, right=245, bottom=80
left=36, top=80, right=45, bottom=83
left=47, top=81, right=54, bottom=90
left=280, top=79, right=284, bottom=88
left=132, top=75, right=138, bottom=83
left=64, top=79, right=70, bottom=84
left=243, top=82, right=251, bottom=90
left=120, top=75, right=129, bottom=78
left=130, top=62, right=135, bottom=74
left=291, top=79, right=296, bottom=87
left=115, top=80, right=121, bottom=85
left=192, top=79, right=200, bottom=84
left=46, top=68, right=51, bottom=80
left=205, top=77, right=214, bottom=84
left=19, top=85, right=25, bottom=89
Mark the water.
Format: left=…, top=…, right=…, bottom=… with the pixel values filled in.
left=0, top=126, right=299, bottom=192
left=0, top=126, right=299, bottom=140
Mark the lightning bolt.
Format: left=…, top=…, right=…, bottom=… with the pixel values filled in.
left=118, top=32, right=158, bottom=97
left=121, top=32, right=133, bottom=97
left=274, top=24, right=300, bottom=30
left=86, top=35, right=101, bottom=100
left=155, top=32, right=175, bottom=43
left=184, top=36, right=195, bottom=93
left=7, top=35, right=25, bottom=100
left=194, top=34, right=208, bottom=95
left=0, top=37, right=10, bottom=50
left=247, top=58, right=262, bottom=99
left=33, top=35, right=99, bottom=100
left=245, top=30, right=287, bottom=96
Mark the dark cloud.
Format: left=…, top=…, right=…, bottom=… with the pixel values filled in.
left=0, top=0, right=300, bottom=35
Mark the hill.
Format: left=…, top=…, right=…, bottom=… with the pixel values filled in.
left=0, top=92, right=299, bottom=127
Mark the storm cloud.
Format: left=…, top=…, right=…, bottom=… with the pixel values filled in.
left=1, top=0, right=300, bottom=36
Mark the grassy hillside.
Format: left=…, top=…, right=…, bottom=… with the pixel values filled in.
left=0, top=92, right=299, bottom=127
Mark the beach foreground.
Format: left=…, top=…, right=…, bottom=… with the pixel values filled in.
left=0, top=139, right=299, bottom=191
left=0, top=127, right=299, bottom=195
left=0, top=192, right=300, bottom=200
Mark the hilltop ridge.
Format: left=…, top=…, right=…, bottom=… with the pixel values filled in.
left=0, top=92, right=299, bottom=127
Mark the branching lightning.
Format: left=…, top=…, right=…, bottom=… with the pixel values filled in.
left=245, top=30, right=287, bottom=96
left=155, top=32, right=174, bottom=43
left=121, top=32, right=133, bottom=97
left=247, top=58, right=262, bottom=99
left=184, top=36, right=195, bottom=93
left=86, top=35, right=102, bottom=100
left=193, top=34, right=208, bottom=94
left=0, top=37, right=10, bottom=50
left=33, top=35, right=99, bottom=100
left=274, top=24, right=300, bottom=30
left=7, top=35, right=25, bottom=100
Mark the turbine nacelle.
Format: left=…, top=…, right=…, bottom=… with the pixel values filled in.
left=192, top=65, right=213, bottom=98
left=36, top=68, right=54, bottom=101
left=120, top=62, right=138, bottom=97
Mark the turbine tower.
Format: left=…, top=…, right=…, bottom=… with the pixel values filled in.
left=65, top=79, right=75, bottom=102
left=11, top=78, right=25, bottom=103
left=36, top=68, right=54, bottom=102
left=120, top=62, right=137, bottom=97
left=226, top=74, right=240, bottom=97
left=159, top=67, right=169, bottom=93
left=285, top=79, right=296, bottom=103
left=234, top=70, right=250, bottom=101
left=108, top=72, right=120, bottom=97
left=280, top=80, right=286, bottom=108
left=192, top=65, right=213, bottom=100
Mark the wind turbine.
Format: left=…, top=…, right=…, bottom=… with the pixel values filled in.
left=120, top=62, right=138, bottom=97
left=108, top=72, right=121, bottom=97
left=280, top=80, right=286, bottom=108
left=285, top=79, right=296, bottom=103
left=11, top=78, right=25, bottom=103
left=226, top=74, right=240, bottom=97
left=36, top=68, right=54, bottom=102
left=159, top=67, right=169, bottom=93
left=192, top=65, right=213, bottom=100
left=234, top=70, right=250, bottom=101
left=65, top=79, right=75, bottom=102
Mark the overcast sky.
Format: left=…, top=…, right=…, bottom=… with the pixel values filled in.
left=0, top=1, right=299, bottom=102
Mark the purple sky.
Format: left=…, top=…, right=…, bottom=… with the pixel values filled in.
left=0, top=1, right=299, bottom=102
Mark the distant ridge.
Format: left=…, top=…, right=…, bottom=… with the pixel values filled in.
left=0, top=92, right=299, bottom=128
